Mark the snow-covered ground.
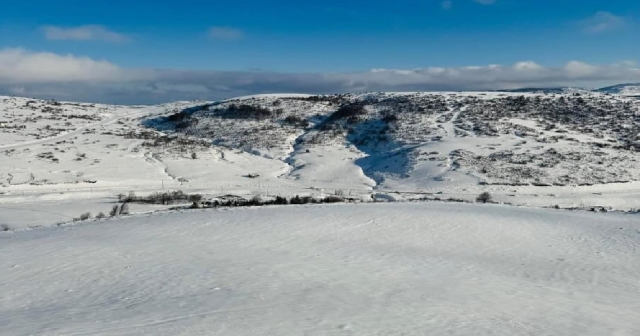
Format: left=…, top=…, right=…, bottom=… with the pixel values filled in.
left=2, top=202, right=639, bottom=335
left=2, top=92, right=639, bottom=335
left=1, top=91, right=640, bottom=229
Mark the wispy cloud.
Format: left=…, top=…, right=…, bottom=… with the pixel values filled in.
left=208, top=26, right=245, bottom=40
left=473, top=0, right=497, bottom=5
left=0, top=49, right=638, bottom=104
left=582, top=11, right=626, bottom=33
left=443, top=0, right=495, bottom=10
left=42, top=25, right=131, bottom=42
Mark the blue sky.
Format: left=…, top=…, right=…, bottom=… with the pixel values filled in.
left=0, top=0, right=639, bottom=103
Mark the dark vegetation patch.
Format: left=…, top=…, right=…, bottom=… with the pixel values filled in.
left=117, top=190, right=349, bottom=209
left=325, top=103, right=367, bottom=124
left=283, top=115, right=310, bottom=127
left=216, top=104, right=276, bottom=120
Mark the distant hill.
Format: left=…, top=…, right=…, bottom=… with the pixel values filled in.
left=497, top=84, right=640, bottom=97
left=497, top=87, right=587, bottom=94
left=595, top=83, right=640, bottom=96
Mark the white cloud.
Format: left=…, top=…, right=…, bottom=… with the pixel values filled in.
left=42, top=25, right=130, bottom=42
left=208, top=27, right=245, bottom=40
left=443, top=0, right=496, bottom=10
left=473, top=0, right=496, bottom=5
left=0, top=48, right=639, bottom=104
left=582, top=11, right=626, bottom=33
left=564, top=61, right=598, bottom=77
left=513, top=61, right=544, bottom=71
left=0, top=48, right=145, bottom=83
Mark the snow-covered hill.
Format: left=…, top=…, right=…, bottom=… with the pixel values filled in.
left=596, top=83, right=640, bottom=97
left=152, top=91, right=640, bottom=187
left=2, top=202, right=639, bottom=335
left=2, top=92, right=640, bottom=335
left=498, top=87, right=589, bottom=94
left=1, top=91, right=640, bottom=228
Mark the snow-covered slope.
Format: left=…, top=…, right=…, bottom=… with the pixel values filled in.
left=2, top=91, right=640, bottom=228
left=498, top=87, right=589, bottom=94
left=150, top=92, right=640, bottom=187
left=144, top=91, right=640, bottom=206
left=596, top=83, right=640, bottom=97
left=2, top=202, right=639, bottom=335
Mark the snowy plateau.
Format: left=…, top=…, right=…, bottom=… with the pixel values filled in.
left=1, top=89, right=639, bottom=335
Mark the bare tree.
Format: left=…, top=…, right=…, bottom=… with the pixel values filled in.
left=109, top=205, right=119, bottom=217
left=119, top=203, right=130, bottom=216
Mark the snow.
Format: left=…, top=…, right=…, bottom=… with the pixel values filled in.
left=2, top=202, right=639, bottom=335
left=596, top=83, right=640, bottom=96
left=224, top=93, right=313, bottom=101
left=2, top=92, right=640, bottom=335
left=1, top=91, right=640, bottom=230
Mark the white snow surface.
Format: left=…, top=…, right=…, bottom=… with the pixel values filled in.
left=1, top=91, right=640, bottom=229
left=1, top=202, right=639, bottom=335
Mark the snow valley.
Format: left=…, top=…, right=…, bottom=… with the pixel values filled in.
left=1, top=89, right=640, bottom=227
left=1, top=89, right=640, bottom=335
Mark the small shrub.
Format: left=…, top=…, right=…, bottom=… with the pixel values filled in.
left=290, top=195, right=304, bottom=205
left=322, top=196, right=344, bottom=203
left=123, top=190, right=192, bottom=205
left=476, top=192, right=493, bottom=204
left=96, top=212, right=106, bottom=220
left=0, top=224, right=10, bottom=232
left=273, top=196, right=288, bottom=205
left=223, top=104, right=273, bottom=120
left=109, top=205, right=119, bottom=217
left=382, top=113, right=399, bottom=123
left=283, top=115, right=309, bottom=127
left=79, top=212, right=92, bottom=221
left=118, top=203, right=130, bottom=216
left=189, top=194, right=203, bottom=208
left=167, top=110, right=189, bottom=122
left=191, top=152, right=197, bottom=159
left=250, top=195, right=263, bottom=205
left=325, top=103, right=367, bottom=124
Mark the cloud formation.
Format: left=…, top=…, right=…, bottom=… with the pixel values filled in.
left=0, top=48, right=147, bottom=83
left=42, top=25, right=131, bottom=42
left=0, top=49, right=638, bottom=104
left=473, top=0, right=497, bottom=5
left=208, top=27, right=245, bottom=40
left=582, top=12, right=626, bottom=33
left=442, top=0, right=495, bottom=10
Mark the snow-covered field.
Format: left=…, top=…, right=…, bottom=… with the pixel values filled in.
left=2, top=202, right=639, bottom=335
left=2, top=90, right=640, bottom=228
left=1, top=91, right=640, bottom=335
